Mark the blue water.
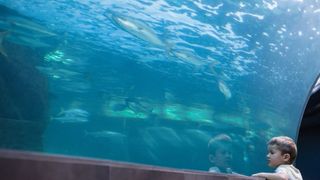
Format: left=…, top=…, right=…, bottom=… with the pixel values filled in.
left=0, top=0, right=320, bottom=176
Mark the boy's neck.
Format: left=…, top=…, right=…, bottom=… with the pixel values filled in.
left=276, top=163, right=292, bottom=167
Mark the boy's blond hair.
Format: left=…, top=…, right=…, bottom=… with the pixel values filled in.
left=208, top=134, right=232, bottom=155
left=268, top=136, right=297, bottom=164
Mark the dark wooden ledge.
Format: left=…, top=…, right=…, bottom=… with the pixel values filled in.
left=0, top=149, right=264, bottom=180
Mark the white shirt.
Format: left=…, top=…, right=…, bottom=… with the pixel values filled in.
left=275, top=164, right=303, bottom=180
left=209, top=166, right=233, bottom=174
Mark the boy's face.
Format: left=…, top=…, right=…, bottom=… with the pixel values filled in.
left=267, top=145, right=288, bottom=168
left=209, top=146, right=233, bottom=169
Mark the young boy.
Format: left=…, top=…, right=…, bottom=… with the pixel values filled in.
left=208, top=134, right=234, bottom=174
left=252, top=136, right=303, bottom=180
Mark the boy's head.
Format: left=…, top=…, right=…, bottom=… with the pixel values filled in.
left=208, top=134, right=233, bottom=169
left=267, top=136, right=297, bottom=167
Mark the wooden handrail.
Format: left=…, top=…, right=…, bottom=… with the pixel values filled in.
left=0, top=149, right=264, bottom=180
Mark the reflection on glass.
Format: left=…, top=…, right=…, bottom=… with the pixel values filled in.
left=0, top=0, right=319, bottom=176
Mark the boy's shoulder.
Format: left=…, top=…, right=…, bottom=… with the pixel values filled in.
left=276, top=164, right=298, bottom=170
left=209, top=166, right=236, bottom=174
left=209, top=166, right=221, bottom=173
left=276, top=164, right=303, bottom=180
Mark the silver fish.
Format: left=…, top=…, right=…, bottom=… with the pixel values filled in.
left=51, top=116, right=88, bottom=123
left=85, top=130, right=125, bottom=138
left=218, top=80, right=232, bottom=100
left=52, top=108, right=89, bottom=123
left=7, top=16, right=57, bottom=37
left=110, top=14, right=166, bottom=48
left=170, top=49, right=205, bottom=67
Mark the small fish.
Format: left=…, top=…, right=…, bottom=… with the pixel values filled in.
left=110, top=14, right=166, bottom=48
left=8, top=16, right=57, bottom=37
left=60, top=108, right=89, bottom=117
left=52, top=108, right=89, bottom=123
left=170, top=50, right=205, bottom=67
left=85, top=130, right=125, bottom=138
left=36, top=66, right=82, bottom=80
left=51, top=116, right=88, bottom=123
left=218, top=80, right=232, bottom=100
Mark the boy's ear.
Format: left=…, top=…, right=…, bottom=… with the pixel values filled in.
left=283, top=153, right=290, bottom=162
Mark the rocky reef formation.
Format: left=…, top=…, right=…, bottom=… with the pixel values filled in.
left=0, top=41, right=49, bottom=151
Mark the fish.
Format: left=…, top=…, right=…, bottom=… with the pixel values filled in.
left=0, top=18, right=50, bottom=38
left=51, top=116, right=88, bottom=123
left=59, top=108, right=89, bottom=117
left=60, top=108, right=89, bottom=117
left=170, top=49, right=205, bottom=67
left=218, top=80, right=232, bottom=100
left=36, top=66, right=82, bottom=79
left=52, top=108, right=89, bottom=123
left=85, top=130, right=125, bottom=139
left=7, top=16, right=57, bottom=37
left=110, top=14, right=166, bottom=48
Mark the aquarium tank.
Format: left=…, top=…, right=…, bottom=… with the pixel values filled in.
left=0, top=0, right=319, bottom=176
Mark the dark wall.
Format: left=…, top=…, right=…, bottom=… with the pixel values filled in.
left=296, top=89, right=320, bottom=180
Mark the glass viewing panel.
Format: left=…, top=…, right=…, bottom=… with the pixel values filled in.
left=0, top=0, right=319, bottom=176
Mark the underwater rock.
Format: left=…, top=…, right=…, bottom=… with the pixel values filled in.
left=111, top=103, right=127, bottom=111
left=125, top=97, right=154, bottom=114
left=0, top=23, right=51, bottom=150
left=0, top=52, right=49, bottom=122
